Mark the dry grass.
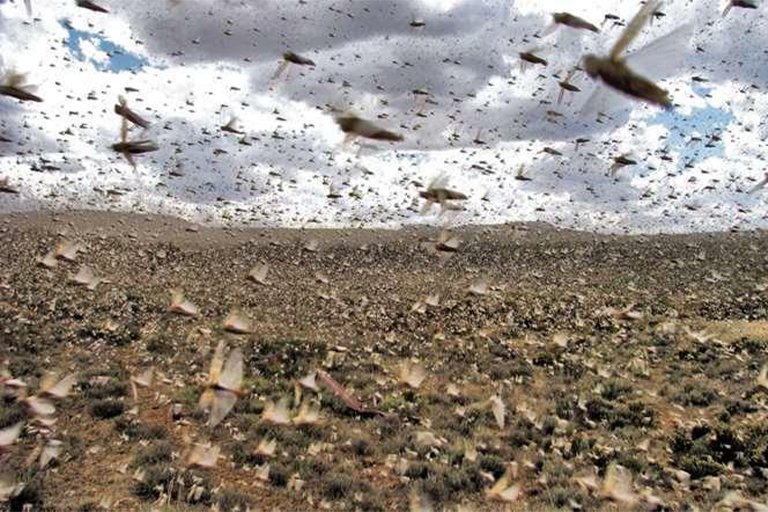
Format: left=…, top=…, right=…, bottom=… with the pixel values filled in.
left=1, top=211, right=767, bottom=511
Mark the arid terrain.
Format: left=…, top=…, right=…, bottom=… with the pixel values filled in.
left=1, top=211, right=767, bottom=511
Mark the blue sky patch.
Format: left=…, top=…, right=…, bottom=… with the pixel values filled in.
left=61, top=18, right=149, bottom=72
left=647, top=99, right=733, bottom=163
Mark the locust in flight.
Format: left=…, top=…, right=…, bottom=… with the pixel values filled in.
left=0, top=71, right=42, bottom=103
left=581, top=0, right=692, bottom=113
left=110, top=97, right=158, bottom=167
left=334, top=112, right=404, bottom=145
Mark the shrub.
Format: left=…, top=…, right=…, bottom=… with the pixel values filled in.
left=89, top=399, right=124, bottom=419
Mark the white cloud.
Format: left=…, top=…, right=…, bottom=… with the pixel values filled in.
left=0, top=0, right=767, bottom=233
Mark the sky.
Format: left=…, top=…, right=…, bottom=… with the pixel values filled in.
left=0, top=0, right=766, bottom=234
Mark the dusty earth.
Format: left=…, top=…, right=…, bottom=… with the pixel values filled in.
left=1, top=210, right=768, bottom=511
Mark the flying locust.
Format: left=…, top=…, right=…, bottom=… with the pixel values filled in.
left=581, top=0, right=692, bottom=112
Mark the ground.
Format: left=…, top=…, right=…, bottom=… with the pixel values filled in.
left=0, top=210, right=767, bottom=511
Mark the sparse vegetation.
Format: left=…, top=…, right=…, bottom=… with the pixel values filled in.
left=133, top=441, right=174, bottom=467
left=2, top=213, right=768, bottom=510
left=114, top=417, right=168, bottom=440
left=320, top=472, right=358, bottom=500
left=89, top=398, right=125, bottom=419
left=216, top=488, right=251, bottom=511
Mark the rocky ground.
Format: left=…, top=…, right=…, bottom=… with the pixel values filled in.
left=0, top=210, right=767, bottom=511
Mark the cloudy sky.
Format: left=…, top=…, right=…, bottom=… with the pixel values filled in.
left=0, top=0, right=766, bottom=233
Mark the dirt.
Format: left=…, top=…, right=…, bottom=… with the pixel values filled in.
left=1, top=210, right=767, bottom=511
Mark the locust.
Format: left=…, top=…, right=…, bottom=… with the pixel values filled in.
left=582, top=0, right=691, bottom=110
left=419, top=173, right=468, bottom=215
left=519, top=49, right=548, bottom=71
left=110, top=97, right=158, bottom=167
left=75, top=0, right=108, bottom=13
left=114, top=95, right=150, bottom=129
left=544, top=12, right=599, bottom=35
left=723, top=0, right=759, bottom=17
left=271, top=51, right=316, bottom=85
left=557, top=68, right=581, bottom=104
left=610, top=153, right=638, bottom=177
left=220, top=114, right=244, bottom=134
left=198, top=341, right=244, bottom=428
left=334, top=113, right=403, bottom=145
left=0, top=71, right=42, bottom=103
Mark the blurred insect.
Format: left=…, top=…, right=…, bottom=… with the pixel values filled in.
left=70, top=265, right=104, bottom=290
left=581, top=0, right=693, bottom=112
left=723, top=0, right=759, bottom=16
left=37, top=250, right=57, bottom=269
left=270, top=51, right=316, bottom=87
left=23, top=373, right=77, bottom=419
left=292, top=400, right=322, bottom=426
left=130, top=367, right=154, bottom=402
left=602, top=13, right=622, bottom=28
left=0, top=363, right=26, bottom=391
left=0, top=177, right=18, bottom=195
left=168, top=290, right=199, bottom=316
left=610, top=153, right=637, bottom=177
left=544, top=12, right=600, bottom=36
left=411, top=293, right=439, bottom=314
left=253, top=438, right=277, bottom=458
left=419, top=173, right=468, bottom=215
left=411, top=88, right=432, bottom=116
left=467, top=277, right=490, bottom=296
left=758, top=364, right=768, bottom=390
left=111, top=107, right=159, bottom=167
left=222, top=308, right=254, bottom=334
left=75, top=0, right=108, bottom=13
left=185, top=442, right=220, bottom=469
left=261, top=396, right=291, bottom=425
left=0, top=474, right=24, bottom=502
left=55, top=240, right=81, bottom=261
left=316, top=370, right=391, bottom=417
left=198, top=341, right=244, bottom=428
left=0, top=70, right=42, bottom=103
left=334, top=112, right=404, bottom=145
left=409, top=488, right=435, bottom=512
left=220, top=114, right=245, bottom=135
left=489, top=395, right=505, bottom=429
left=599, top=464, right=639, bottom=506
left=399, top=361, right=426, bottom=389
left=649, top=7, right=666, bottom=26
left=38, top=439, right=63, bottom=469
left=486, top=467, right=521, bottom=502
left=434, top=229, right=461, bottom=256
left=515, top=164, right=532, bottom=181
left=557, top=68, right=581, bottom=104
left=248, top=262, right=270, bottom=285
left=298, top=371, right=319, bottom=394
left=545, top=110, right=565, bottom=124
left=519, top=48, right=548, bottom=71
left=327, top=184, right=343, bottom=200
left=747, top=172, right=768, bottom=194
left=114, top=95, right=150, bottom=129
left=473, top=128, right=487, bottom=145
left=0, top=423, right=22, bottom=452
left=574, top=137, right=591, bottom=150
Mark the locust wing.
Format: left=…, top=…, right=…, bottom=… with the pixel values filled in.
left=582, top=21, right=692, bottom=117
left=624, top=21, right=693, bottom=81
left=610, top=0, right=662, bottom=60
left=218, top=348, right=243, bottom=392
left=207, top=341, right=226, bottom=385
left=208, top=390, right=237, bottom=427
